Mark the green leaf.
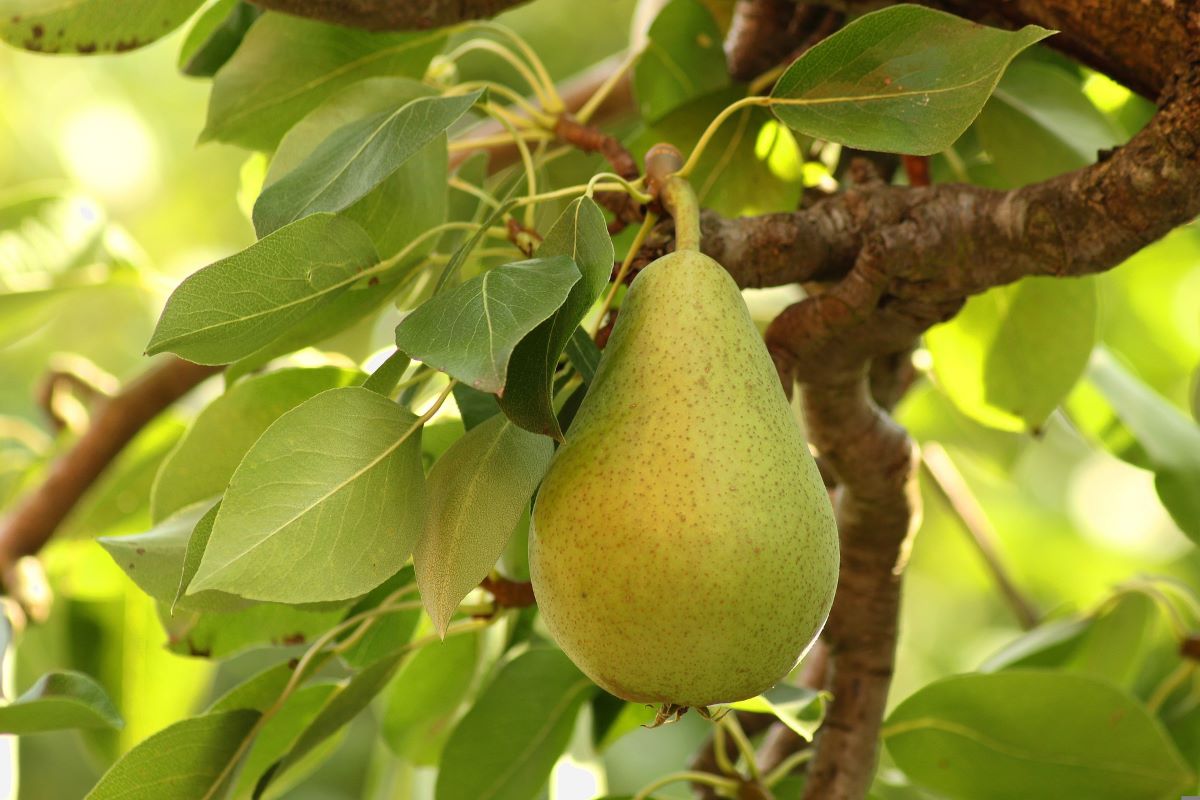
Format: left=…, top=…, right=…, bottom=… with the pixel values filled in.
left=383, top=632, right=479, bottom=764
left=146, top=214, right=380, bottom=365
left=336, top=566, right=421, bottom=668
left=0, top=191, right=108, bottom=281
left=210, top=660, right=319, bottom=714
left=151, top=366, right=358, bottom=521
left=452, top=383, right=501, bottom=431
left=225, top=275, right=405, bottom=382
left=234, top=682, right=339, bottom=799
left=202, top=13, right=445, bottom=150
left=437, top=649, right=594, bottom=800
left=363, top=351, right=412, bottom=396
left=974, top=60, right=1120, bottom=187
left=396, top=256, right=581, bottom=394
left=634, top=0, right=728, bottom=122
left=99, top=501, right=246, bottom=614
left=414, top=414, right=553, bottom=634
left=0, top=671, right=122, bottom=734
left=164, top=602, right=345, bottom=660
left=883, top=670, right=1195, bottom=800
left=178, top=0, right=261, bottom=78
left=566, top=327, right=601, bottom=384
left=498, top=198, right=614, bottom=439
left=770, top=6, right=1052, bottom=155
left=0, top=0, right=203, bottom=55
left=188, top=387, right=426, bottom=603
left=84, top=709, right=260, bottom=800
left=979, top=617, right=1090, bottom=672
left=728, top=684, right=826, bottom=741
left=254, top=649, right=410, bottom=797
left=174, top=501, right=231, bottom=611
left=1087, top=349, right=1200, bottom=543
left=266, top=77, right=450, bottom=261
left=925, top=276, right=1097, bottom=431
left=253, top=90, right=479, bottom=237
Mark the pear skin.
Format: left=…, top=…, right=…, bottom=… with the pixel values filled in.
left=529, top=249, right=839, bottom=708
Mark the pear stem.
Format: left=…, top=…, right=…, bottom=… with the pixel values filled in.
left=661, top=175, right=702, bottom=252
left=645, top=143, right=702, bottom=252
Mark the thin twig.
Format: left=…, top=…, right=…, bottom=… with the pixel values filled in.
left=0, top=357, right=220, bottom=582
left=921, top=442, right=1040, bottom=630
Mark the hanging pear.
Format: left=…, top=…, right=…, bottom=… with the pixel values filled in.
left=529, top=160, right=839, bottom=709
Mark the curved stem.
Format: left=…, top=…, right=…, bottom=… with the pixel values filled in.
left=660, top=175, right=701, bottom=252
left=377, top=221, right=485, bottom=272
left=465, top=22, right=563, bottom=113
left=678, top=95, right=770, bottom=178
left=576, top=48, right=639, bottom=124
left=633, top=771, right=739, bottom=800
left=450, top=80, right=555, bottom=127
left=712, top=722, right=738, bottom=777
left=1147, top=661, right=1196, bottom=713
left=482, top=104, right=539, bottom=217
left=444, top=39, right=553, bottom=110
left=763, top=748, right=813, bottom=787
left=720, top=712, right=761, bottom=781
left=449, top=176, right=502, bottom=209
left=586, top=171, right=652, bottom=204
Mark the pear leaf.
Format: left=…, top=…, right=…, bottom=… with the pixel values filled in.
left=415, top=414, right=552, bottom=635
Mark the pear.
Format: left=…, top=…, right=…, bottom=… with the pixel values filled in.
left=529, top=248, right=839, bottom=708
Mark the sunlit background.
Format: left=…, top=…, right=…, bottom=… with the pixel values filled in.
left=1, top=0, right=1198, bottom=797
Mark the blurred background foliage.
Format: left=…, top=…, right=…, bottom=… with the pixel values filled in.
left=0, top=0, right=1198, bottom=797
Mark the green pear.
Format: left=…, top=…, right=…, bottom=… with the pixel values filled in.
left=529, top=248, right=839, bottom=708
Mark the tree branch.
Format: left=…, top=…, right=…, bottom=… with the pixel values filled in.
left=0, top=357, right=220, bottom=580
left=710, top=59, right=1200, bottom=325
left=249, top=0, right=532, bottom=30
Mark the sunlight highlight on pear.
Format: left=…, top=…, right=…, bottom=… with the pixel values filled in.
left=530, top=247, right=840, bottom=708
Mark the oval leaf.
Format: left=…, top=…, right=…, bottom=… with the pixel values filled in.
left=497, top=198, right=614, bottom=439
left=437, top=649, right=594, bottom=800
left=0, top=671, right=122, bottom=734
left=152, top=366, right=358, bottom=521
left=1088, top=348, right=1200, bottom=543
left=99, top=501, right=246, bottom=614
left=395, top=255, right=581, bottom=394
left=85, top=709, right=260, bottom=800
left=770, top=6, right=1053, bottom=155
left=414, top=414, right=553, bottom=634
left=178, top=0, right=261, bottom=77
left=634, top=0, right=728, bottom=122
left=254, top=648, right=410, bottom=797
left=926, top=276, right=1097, bottom=432
left=0, top=0, right=203, bottom=55
left=187, top=387, right=426, bottom=603
left=974, top=61, right=1121, bottom=187
left=146, top=214, right=380, bottom=365
left=201, top=13, right=445, bottom=150
left=253, top=90, right=480, bottom=237
left=266, top=76, right=449, bottom=261
left=884, top=670, right=1195, bottom=799
left=383, top=632, right=480, bottom=763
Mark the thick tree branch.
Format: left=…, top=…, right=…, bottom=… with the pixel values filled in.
left=785, top=372, right=919, bottom=800
left=0, top=358, right=220, bottom=581
left=249, top=0, right=532, bottom=30
left=710, top=59, right=1200, bottom=332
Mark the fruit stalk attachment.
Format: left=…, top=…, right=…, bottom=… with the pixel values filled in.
left=645, top=143, right=701, bottom=253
